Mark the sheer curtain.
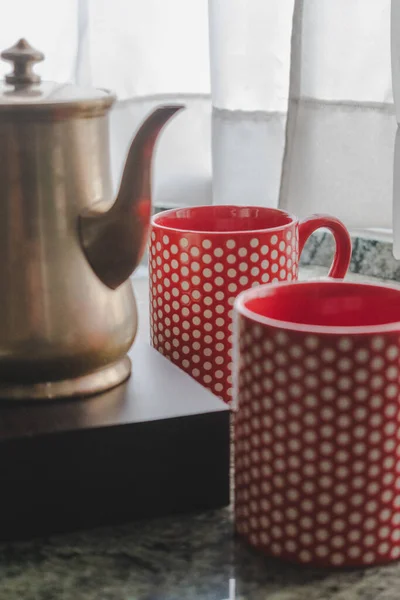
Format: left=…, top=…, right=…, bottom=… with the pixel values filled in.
left=0, top=0, right=212, bottom=208
left=210, top=0, right=395, bottom=233
left=0, top=0, right=396, bottom=234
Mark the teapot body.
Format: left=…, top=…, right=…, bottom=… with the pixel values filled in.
left=0, top=111, right=137, bottom=398
left=0, top=38, right=184, bottom=399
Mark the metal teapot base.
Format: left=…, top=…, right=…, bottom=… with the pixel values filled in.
left=0, top=356, right=131, bottom=401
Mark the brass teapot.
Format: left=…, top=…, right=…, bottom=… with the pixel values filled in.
left=0, top=39, right=183, bottom=400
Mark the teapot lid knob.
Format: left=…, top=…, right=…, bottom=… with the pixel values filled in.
left=1, top=38, right=44, bottom=86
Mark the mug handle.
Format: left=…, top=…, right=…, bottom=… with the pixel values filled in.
left=298, top=214, right=352, bottom=278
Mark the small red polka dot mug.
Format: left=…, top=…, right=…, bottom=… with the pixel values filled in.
left=149, top=205, right=351, bottom=402
left=234, top=279, right=400, bottom=567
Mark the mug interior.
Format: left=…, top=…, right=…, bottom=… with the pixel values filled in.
left=239, top=281, right=400, bottom=331
left=152, top=205, right=294, bottom=233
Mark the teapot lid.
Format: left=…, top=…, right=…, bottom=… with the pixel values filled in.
left=0, top=39, right=115, bottom=118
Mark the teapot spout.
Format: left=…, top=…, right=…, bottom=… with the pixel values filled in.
left=79, top=105, right=184, bottom=289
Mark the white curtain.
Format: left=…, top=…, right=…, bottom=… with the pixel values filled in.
left=281, top=0, right=394, bottom=231
left=0, top=0, right=396, bottom=234
left=0, top=0, right=212, bottom=208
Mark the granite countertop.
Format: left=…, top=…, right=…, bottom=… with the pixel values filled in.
left=2, top=506, right=400, bottom=600
left=2, top=265, right=400, bottom=600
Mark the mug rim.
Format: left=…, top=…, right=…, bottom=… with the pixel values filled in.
left=235, top=279, right=400, bottom=335
left=151, top=205, right=298, bottom=235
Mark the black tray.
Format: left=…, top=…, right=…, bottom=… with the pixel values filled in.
left=0, top=343, right=230, bottom=540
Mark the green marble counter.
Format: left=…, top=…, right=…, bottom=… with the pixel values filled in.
left=2, top=507, right=400, bottom=600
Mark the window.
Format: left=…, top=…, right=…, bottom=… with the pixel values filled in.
left=0, top=0, right=395, bottom=239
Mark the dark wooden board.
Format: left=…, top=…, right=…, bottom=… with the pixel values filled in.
left=0, top=343, right=230, bottom=540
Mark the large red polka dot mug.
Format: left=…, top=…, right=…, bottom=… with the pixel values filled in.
left=234, top=280, right=400, bottom=567
left=149, top=205, right=351, bottom=402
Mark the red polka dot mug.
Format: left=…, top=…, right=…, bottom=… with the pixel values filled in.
left=234, top=279, right=400, bottom=567
left=149, top=205, right=351, bottom=402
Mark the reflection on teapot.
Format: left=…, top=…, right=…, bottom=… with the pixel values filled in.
left=0, top=38, right=183, bottom=400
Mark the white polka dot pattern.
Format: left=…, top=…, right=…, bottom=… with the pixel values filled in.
left=234, top=315, right=400, bottom=567
left=150, top=226, right=299, bottom=402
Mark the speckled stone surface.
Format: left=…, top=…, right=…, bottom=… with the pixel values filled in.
left=299, top=265, right=400, bottom=287
left=3, top=506, right=400, bottom=600
left=2, top=266, right=400, bottom=600
left=300, top=233, right=400, bottom=281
